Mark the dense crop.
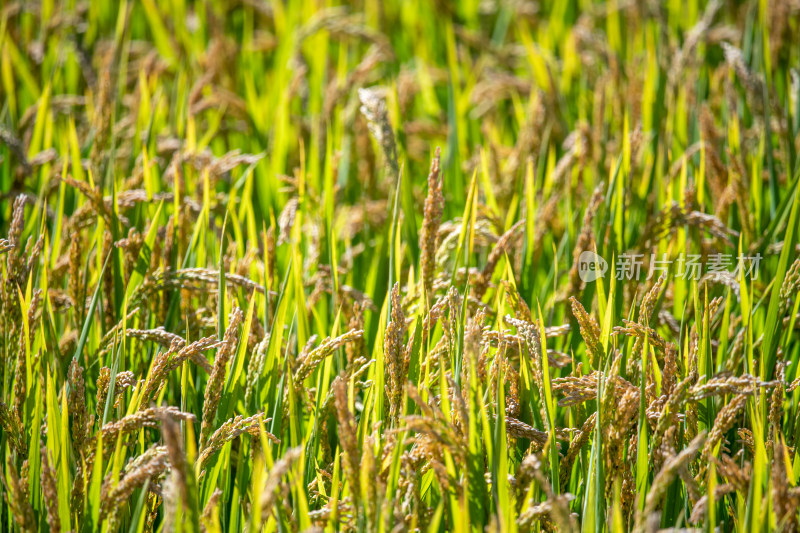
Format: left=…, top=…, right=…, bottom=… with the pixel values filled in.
left=1, top=0, right=800, bottom=531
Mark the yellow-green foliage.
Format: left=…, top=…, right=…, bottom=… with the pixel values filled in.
left=0, top=1, right=799, bottom=532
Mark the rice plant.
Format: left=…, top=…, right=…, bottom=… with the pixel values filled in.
left=0, top=0, right=799, bottom=531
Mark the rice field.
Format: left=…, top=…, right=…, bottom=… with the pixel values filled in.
left=1, top=0, right=799, bottom=531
